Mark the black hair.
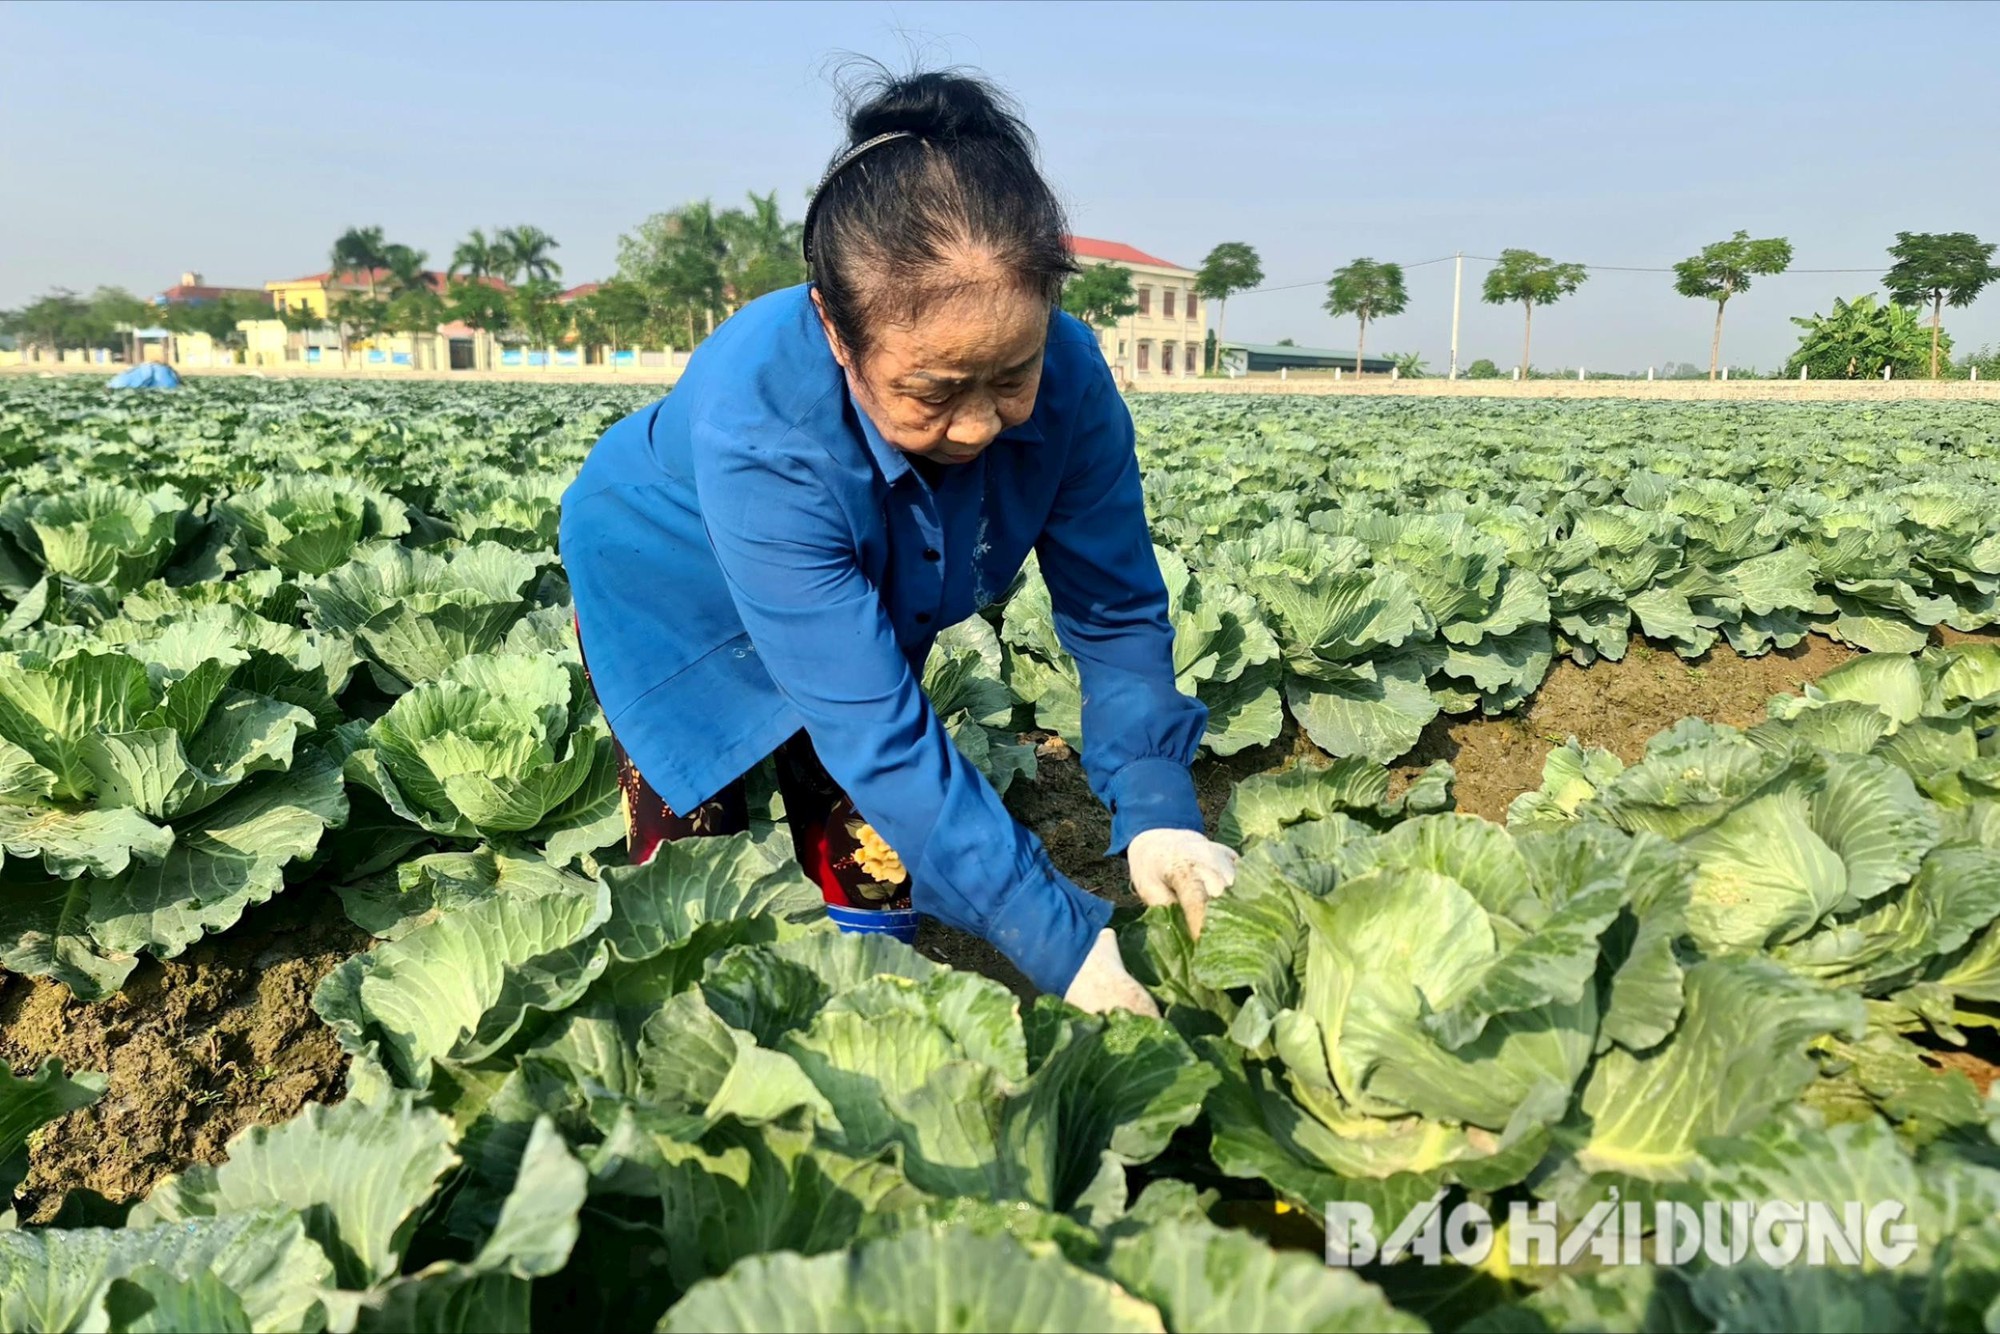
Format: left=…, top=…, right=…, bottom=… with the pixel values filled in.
left=806, top=64, right=1077, bottom=356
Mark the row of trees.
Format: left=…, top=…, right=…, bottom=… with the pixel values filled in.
left=8, top=207, right=1995, bottom=381
left=0, top=286, right=290, bottom=361
left=306, top=196, right=805, bottom=367
left=1181, top=232, right=1998, bottom=381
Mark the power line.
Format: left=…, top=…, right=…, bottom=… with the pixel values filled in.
left=1236, top=255, right=1456, bottom=297
left=1236, top=254, right=1885, bottom=297
left=1463, top=254, right=1883, bottom=274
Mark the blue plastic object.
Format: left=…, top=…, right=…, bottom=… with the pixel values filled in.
left=824, top=904, right=921, bottom=945
left=107, top=363, right=181, bottom=390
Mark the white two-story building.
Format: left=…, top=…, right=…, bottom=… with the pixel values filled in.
left=1067, top=236, right=1205, bottom=383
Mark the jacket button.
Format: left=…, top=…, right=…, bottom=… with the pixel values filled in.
left=915, top=612, right=932, bottom=625
left=922, top=547, right=940, bottom=561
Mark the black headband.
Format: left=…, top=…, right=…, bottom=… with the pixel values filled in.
left=801, top=130, right=919, bottom=269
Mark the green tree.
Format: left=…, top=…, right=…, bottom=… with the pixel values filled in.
left=448, top=228, right=510, bottom=282
left=1784, top=293, right=1947, bottom=380
left=0, top=289, right=99, bottom=355
left=497, top=225, right=563, bottom=285
left=277, top=300, right=328, bottom=365
left=1204, top=328, right=1216, bottom=373
left=574, top=280, right=654, bottom=362
left=1883, top=231, right=1999, bottom=378
left=387, top=286, right=444, bottom=371
left=330, top=225, right=389, bottom=299
left=1481, top=249, right=1588, bottom=376
left=1390, top=350, right=1427, bottom=378
left=163, top=292, right=267, bottom=361
left=510, top=278, right=571, bottom=350
left=89, top=287, right=150, bottom=363
left=1061, top=263, right=1138, bottom=329
left=1466, top=357, right=1500, bottom=380
left=447, top=279, right=513, bottom=369
left=332, top=292, right=389, bottom=367
left=369, top=245, right=437, bottom=367
left=618, top=201, right=730, bottom=347
left=381, top=245, right=431, bottom=296
left=1195, top=242, right=1263, bottom=374
left=1322, top=258, right=1408, bottom=373
left=1959, top=344, right=2000, bottom=380
left=716, top=191, right=805, bottom=308
left=1672, top=230, right=1794, bottom=380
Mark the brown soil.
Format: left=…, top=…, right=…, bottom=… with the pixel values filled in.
left=1930, top=1050, right=2000, bottom=1097
left=1398, top=633, right=1868, bottom=822
left=0, top=888, right=363, bottom=1222
left=1418, top=625, right=2000, bottom=823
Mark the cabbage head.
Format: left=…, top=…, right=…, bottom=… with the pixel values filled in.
left=338, top=650, right=621, bottom=863
left=0, top=619, right=345, bottom=997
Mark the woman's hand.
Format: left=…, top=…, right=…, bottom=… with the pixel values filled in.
left=1062, top=928, right=1161, bottom=1018
left=1127, top=828, right=1239, bottom=938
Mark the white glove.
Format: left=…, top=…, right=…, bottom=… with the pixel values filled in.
left=1127, top=827, right=1238, bottom=938
left=1062, top=928, right=1161, bottom=1018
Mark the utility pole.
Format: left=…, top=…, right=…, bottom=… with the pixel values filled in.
left=1448, top=251, right=1464, bottom=380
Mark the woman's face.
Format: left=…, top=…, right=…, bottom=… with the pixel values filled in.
left=815, top=277, right=1048, bottom=466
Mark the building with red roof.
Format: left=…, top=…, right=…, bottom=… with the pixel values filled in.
left=154, top=272, right=270, bottom=308
left=1064, top=236, right=1205, bottom=383
left=263, top=269, right=507, bottom=319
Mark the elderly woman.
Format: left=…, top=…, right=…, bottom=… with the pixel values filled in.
left=560, top=68, right=1235, bottom=1015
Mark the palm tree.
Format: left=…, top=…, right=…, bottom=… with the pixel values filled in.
left=449, top=228, right=509, bottom=282
left=378, top=246, right=436, bottom=368
left=330, top=226, right=389, bottom=299
left=380, top=244, right=430, bottom=294
left=496, top=226, right=563, bottom=284
left=718, top=191, right=805, bottom=309
left=672, top=202, right=731, bottom=339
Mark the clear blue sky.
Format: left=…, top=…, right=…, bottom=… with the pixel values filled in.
left=5, top=0, right=1998, bottom=372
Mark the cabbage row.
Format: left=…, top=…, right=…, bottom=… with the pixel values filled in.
left=3, top=379, right=2000, bottom=1330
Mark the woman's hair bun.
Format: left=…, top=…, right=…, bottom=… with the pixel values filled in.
left=842, top=66, right=1032, bottom=151
left=810, top=60, right=1074, bottom=357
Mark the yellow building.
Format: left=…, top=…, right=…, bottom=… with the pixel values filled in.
left=263, top=268, right=385, bottom=320
left=1067, top=236, right=1206, bottom=383
left=255, top=268, right=513, bottom=369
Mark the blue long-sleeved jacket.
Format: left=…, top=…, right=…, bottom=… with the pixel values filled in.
left=558, top=284, right=1207, bottom=994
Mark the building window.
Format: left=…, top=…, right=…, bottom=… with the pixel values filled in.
left=1137, top=286, right=1152, bottom=316
left=1163, top=289, right=1176, bottom=319
left=1185, top=342, right=1199, bottom=375
left=1187, top=295, right=1200, bottom=323
left=1137, top=341, right=1151, bottom=371
left=1118, top=340, right=1127, bottom=356
left=1162, top=342, right=1176, bottom=374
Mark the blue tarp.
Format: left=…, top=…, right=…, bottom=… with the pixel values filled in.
left=107, top=363, right=181, bottom=390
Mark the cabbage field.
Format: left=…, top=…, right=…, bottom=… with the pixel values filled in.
left=1, top=377, right=1999, bottom=1331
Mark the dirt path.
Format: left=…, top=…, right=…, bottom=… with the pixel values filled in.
left=0, top=890, right=363, bottom=1223
left=1399, top=633, right=1862, bottom=821
left=1415, top=625, right=2000, bottom=822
